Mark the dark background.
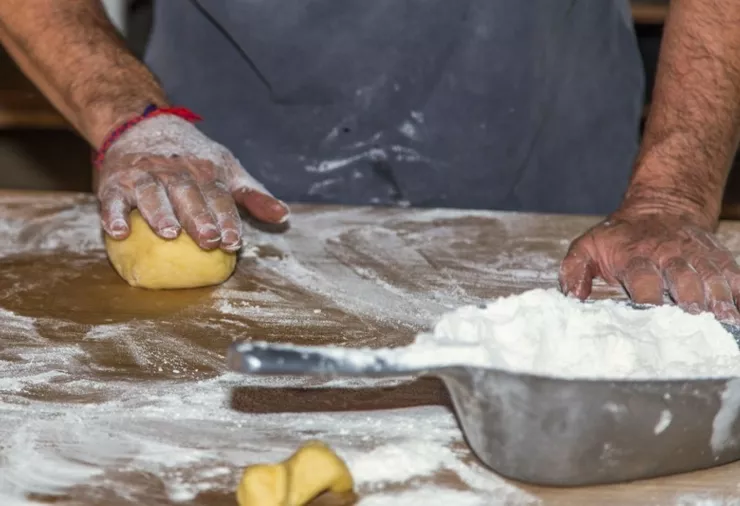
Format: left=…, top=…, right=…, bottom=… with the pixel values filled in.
left=3, top=1, right=738, bottom=218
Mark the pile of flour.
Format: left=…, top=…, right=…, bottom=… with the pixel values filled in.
left=407, top=288, right=740, bottom=379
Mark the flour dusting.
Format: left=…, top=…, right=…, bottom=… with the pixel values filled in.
left=0, top=366, right=535, bottom=505
left=675, top=495, right=740, bottom=506
left=0, top=195, right=554, bottom=505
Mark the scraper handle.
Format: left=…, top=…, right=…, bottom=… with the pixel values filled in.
left=226, top=340, right=427, bottom=379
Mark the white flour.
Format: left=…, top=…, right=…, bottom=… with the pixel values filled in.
left=411, top=288, right=740, bottom=379
left=675, top=495, right=740, bottom=506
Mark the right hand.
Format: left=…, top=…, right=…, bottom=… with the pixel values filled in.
left=95, top=114, right=289, bottom=251
left=560, top=204, right=740, bottom=324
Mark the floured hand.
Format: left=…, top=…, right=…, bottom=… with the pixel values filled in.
left=560, top=208, right=740, bottom=324
left=96, top=115, right=290, bottom=251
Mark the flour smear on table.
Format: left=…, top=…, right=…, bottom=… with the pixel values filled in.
left=0, top=197, right=547, bottom=506
left=0, top=195, right=736, bottom=506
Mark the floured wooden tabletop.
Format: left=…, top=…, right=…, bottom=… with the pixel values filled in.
left=1, top=190, right=740, bottom=506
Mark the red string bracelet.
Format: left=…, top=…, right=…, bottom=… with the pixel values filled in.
left=93, top=104, right=203, bottom=169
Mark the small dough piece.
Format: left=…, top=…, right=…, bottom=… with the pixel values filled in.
left=105, top=210, right=237, bottom=289
left=237, top=464, right=288, bottom=506
left=237, top=441, right=354, bottom=506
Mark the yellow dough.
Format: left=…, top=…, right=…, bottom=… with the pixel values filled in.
left=236, top=441, right=354, bottom=506
left=104, top=210, right=237, bottom=289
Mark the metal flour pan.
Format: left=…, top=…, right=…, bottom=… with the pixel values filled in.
left=226, top=323, right=740, bottom=487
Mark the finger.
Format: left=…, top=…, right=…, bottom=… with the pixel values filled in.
left=225, top=158, right=290, bottom=223
left=692, top=257, right=740, bottom=323
left=660, top=257, right=705, bottom=314
left=133, top=174, right=180, bottom=240
left=616, top=256, right=664, bottom=306
left=99, top=185, right=133, bottom=240
left=163, top=177, right=221, bottom=250
left=710, top=252, right=740, bottom=309
left=233, top=186, right=290, bottom=224
left=202, top=180, right=243, bottom=252
left=558, top=246, right=596, bottom=300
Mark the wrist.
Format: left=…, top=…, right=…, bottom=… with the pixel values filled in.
left=619, top=181, right=720, bottom=230
left=85, top=96, right=170, bottom=148
left=92, top=104, right=203, bottom=168
left=620, top=146, right=725, bottom=229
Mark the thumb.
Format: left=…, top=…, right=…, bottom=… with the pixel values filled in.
left=233, top=186, right=290, bottom=224
left=227, top=159, right=290, bottom=224
left=559, top=243, right=596, bottom=300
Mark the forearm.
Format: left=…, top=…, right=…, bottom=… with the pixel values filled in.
left=0, top=0, right=168, bottom=147
left=624, top=0, right=740, bottom=228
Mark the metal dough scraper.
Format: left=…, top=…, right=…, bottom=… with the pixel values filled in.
left=226, top=323, right=740, bottom=487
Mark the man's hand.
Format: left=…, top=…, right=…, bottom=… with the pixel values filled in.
left=97, top=115, right=289, bottom=251
left=559, top=0, right=740, bottom=324
left=560, top=207, right=740, bottom=323
left=0, top=1, right=289, bottom=249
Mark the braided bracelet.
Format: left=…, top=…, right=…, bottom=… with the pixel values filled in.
left=93, top=104, right=203, bottom=169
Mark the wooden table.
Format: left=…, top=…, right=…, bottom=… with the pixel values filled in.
left=631, top=1, right=669, bottom=25
left=1, top=190, right=740, bottom=505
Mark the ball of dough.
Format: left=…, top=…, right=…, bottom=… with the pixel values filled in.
left=105, top=210, right=237, bottom=290
left=236, top=441, right=354, bottom=506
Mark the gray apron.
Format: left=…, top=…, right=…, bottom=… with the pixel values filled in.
left=145, top=0, right=644, bottom=215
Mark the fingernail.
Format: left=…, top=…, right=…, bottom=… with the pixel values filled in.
left=221, top=230, right=241, bottom=251
left=158, top=218, right=180, bottom=239
left=160, top=226, right=179, bottom=239
left=272, top=200, right=289, bottom=212
left=199, top=223, right=219, bottom=235
left=223, top=240, right=242, bottom=252
left=110, top=219, right=128, bottom=233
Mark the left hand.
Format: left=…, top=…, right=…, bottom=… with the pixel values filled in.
left=95, top=114, right=290, bottom=251
left=559, top=206, right=740, bottom=324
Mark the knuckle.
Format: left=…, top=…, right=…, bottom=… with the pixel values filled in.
left=159, top=170, right=196, bottom=188
left=201, top=180, right=231, bottom=198
left=216, top=209, right=241, bottom=226
left=681, top=302, right=704, bottom=314
left=98, top=185, right=127, bottom=204
left=97, top=173, right=127, bottom=193
left=150, top=209, right=175, bottom=225
left=692, top=256, right=719, bottom=274
left=713, top=253, right=740, bottom=273
left=670, top=273, right=699, bottom=293
left=103, top=172, right=151, bottom=196
left=192, top=211, right=217, bottom=225
left=624, top=255, right=655, bottom=272
left=713, top=299, right=737, bottom=312
left=702, top=274, right=727, bottom=290
left=168, top=182, right=201, bottom=201
left=661, top=256, right=691, bottom=274
left=134, top=179, right=159, bottom=194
